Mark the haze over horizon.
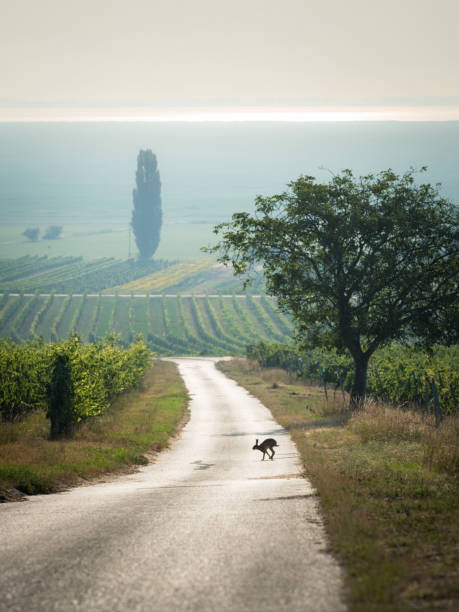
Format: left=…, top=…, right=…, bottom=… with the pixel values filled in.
left=1, top=0, right=458, bottom=260
left=1, top=0, right=458, bottom=121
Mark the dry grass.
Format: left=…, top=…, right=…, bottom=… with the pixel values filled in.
left=350, top=400, right=459, bottom=474
left=0, top=360, right=189, bottom=495
left=218, top=358, right=459, bottom=612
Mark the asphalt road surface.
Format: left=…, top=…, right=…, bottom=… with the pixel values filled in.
left=0, top=357, right=345, bottom=612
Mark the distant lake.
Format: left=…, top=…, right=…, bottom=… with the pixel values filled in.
left=0, top=121, right=458, bottom=227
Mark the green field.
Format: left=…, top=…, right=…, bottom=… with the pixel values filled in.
left=0, top=223, right=216, bottom=261
left=0, top=293, right=293, bottom=355
left=0, top=255, right=262, bottom=295
left=0, top=254, right=289, bottom=353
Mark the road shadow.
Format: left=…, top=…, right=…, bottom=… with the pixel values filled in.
left=255, top=493, right=318, bottom=502
left=191, top=460, right=215, bottom=470
left=252, top=453, right=297, bottom=460
left=215, top=427, right=287, bottom=438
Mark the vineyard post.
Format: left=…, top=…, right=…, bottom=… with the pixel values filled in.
left=449, top=383, right=458, bottom=412
left=338, top=370, right=345, bottom=402
left=409, top=371, right=417, bottom=405
left=296, top=356, right=304, bottom=380
left=424, top=373, right=431, bottom=414
left=431, top=378, right=443, bottom=427
left=320, top=367, right=328, bottom=401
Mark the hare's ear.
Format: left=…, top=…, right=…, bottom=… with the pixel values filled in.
left=255, top=439, right=258, bottom=444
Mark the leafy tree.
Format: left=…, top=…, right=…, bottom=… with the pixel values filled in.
left=131, top=149, right=162, bottom=259
left=43, top=225, right=62, bottom=240
left=23, top=227, right=40, bottom=241
left=208, top=169, right=458, bottom=405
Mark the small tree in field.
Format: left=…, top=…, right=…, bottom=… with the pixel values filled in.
left=23, top=228, right=40, bottom=241
left=131, top=149, right=162, bottom=259
left=208, top=169, right=458, bottom=405
left=43, top=225, right=62, bottom=240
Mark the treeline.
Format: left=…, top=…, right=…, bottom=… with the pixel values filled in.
left=0, top=335, right=151, bottom=436
left=247, top=342, right=459, bottom=415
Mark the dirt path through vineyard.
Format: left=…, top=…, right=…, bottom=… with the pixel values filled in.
left=0, top=357, right=345, bottom=612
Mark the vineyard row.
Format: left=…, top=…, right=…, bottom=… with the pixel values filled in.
left=247, top=342, right=459, bottom=416
left=0, top=256, right=173, bottom=293
left=0, top=294, right=293, bottom=355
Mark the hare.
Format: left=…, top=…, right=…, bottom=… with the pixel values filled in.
left=252, top=438, right=279, bottom=460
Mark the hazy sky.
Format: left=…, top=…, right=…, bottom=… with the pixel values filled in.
left=1, top=0, right=459, bottom=119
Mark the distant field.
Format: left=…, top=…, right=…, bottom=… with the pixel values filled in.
left=0, top=255, right=173, bottom=293
left=0, top=223, right=216, bottom=261
left=3, top=123, right=459, bottom=261
left=105, top=259, right=264, bottom=294
left=0, top=255, right=281, bottom=353
left=0, top=255, right=263, bottom=295
left=0, top=293, right=293, bottom=355
left=108, top=259, right=215, bottom=293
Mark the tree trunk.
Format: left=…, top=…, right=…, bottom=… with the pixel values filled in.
left=350, top=353, right=370, bottom=408
left=47, top=353, right=75, bottom=440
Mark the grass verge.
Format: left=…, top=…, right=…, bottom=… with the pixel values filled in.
left=218, top=358, right=459, bottom=612
left=0, top=360, right=188, bottom=497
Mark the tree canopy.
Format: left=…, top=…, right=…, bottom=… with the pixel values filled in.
left=23, top=227, right=40, bottom=241
left=209, top=168, right=458, bottom=403
left=131, top=149, right=162, bottom=259
left=42, top=225, right=62, bottom=240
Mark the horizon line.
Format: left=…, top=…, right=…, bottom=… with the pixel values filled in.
left=1, top=105, right=459, bottom=123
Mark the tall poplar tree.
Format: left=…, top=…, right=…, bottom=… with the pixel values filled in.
left=131, top=149, right=162, bottom=259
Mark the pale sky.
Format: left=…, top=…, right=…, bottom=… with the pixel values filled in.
left=1, top=0, right=459, bottom=120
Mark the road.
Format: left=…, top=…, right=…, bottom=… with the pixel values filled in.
left=0, top=357, right=345, bottom=612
